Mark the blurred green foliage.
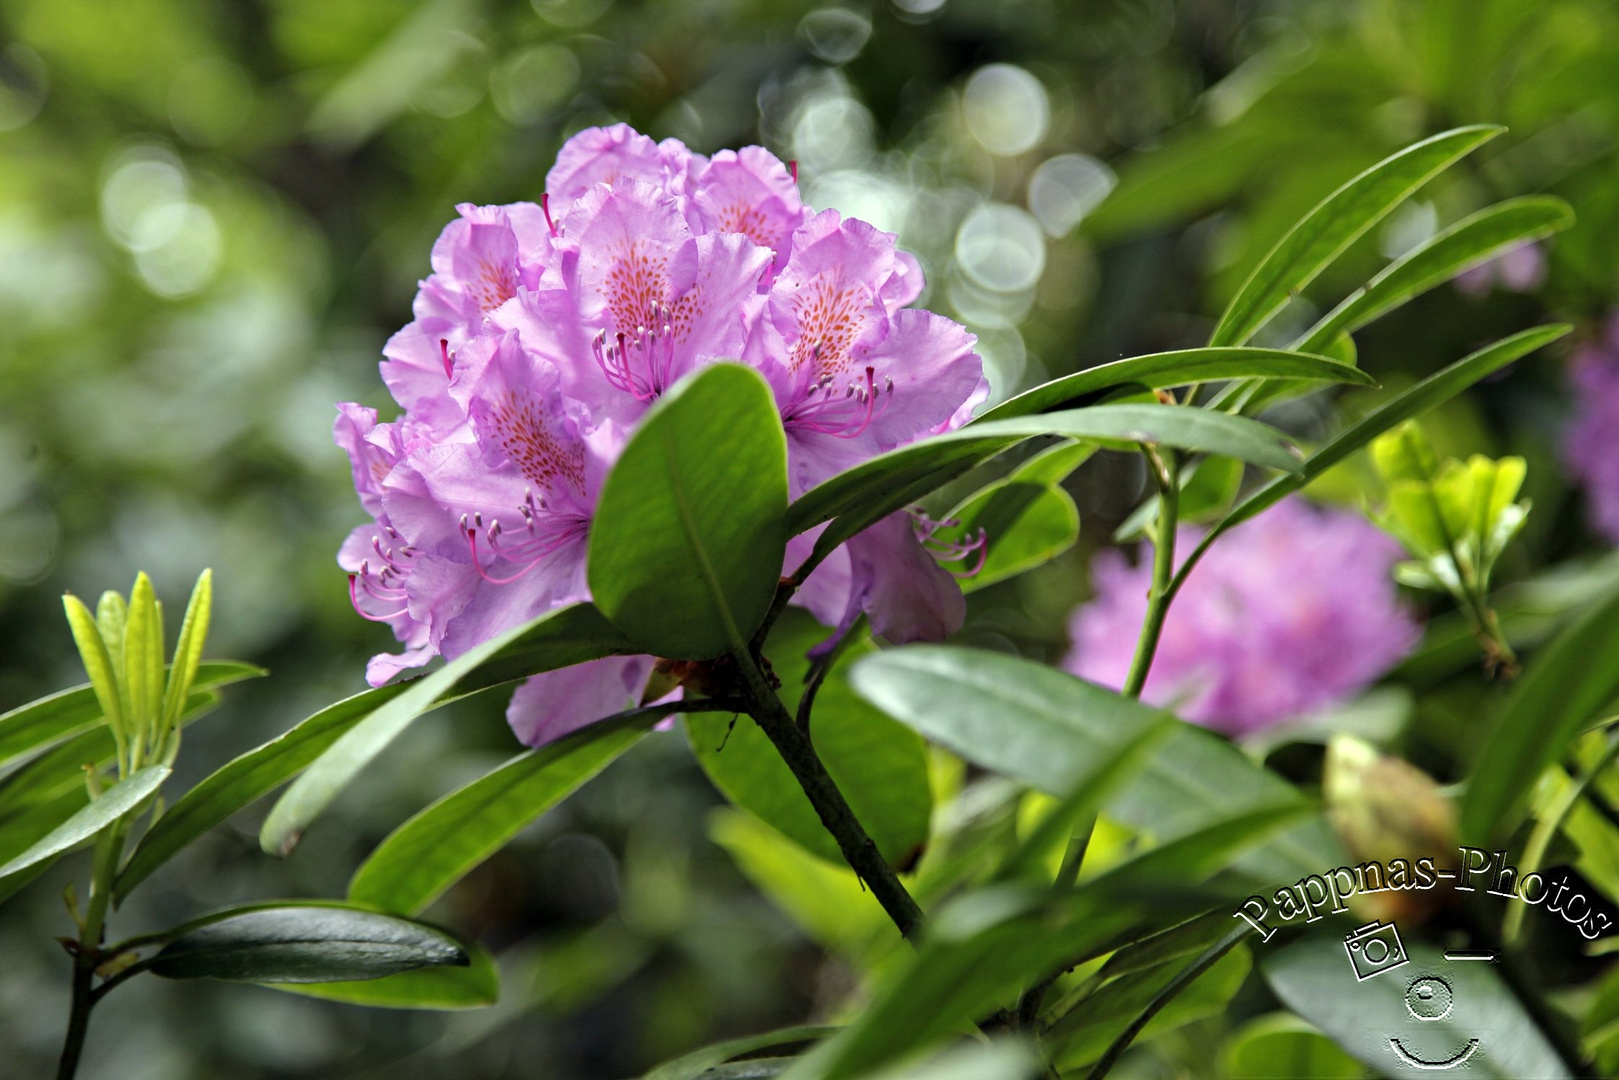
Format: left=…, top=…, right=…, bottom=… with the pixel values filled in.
left=5, top=0, right=1619, bottom=1077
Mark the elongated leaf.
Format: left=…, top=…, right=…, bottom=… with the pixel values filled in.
left=0, top=788, right=87, bottom=905
left=0, top=766, right=168, bottom=883
left=851, top=647, right=1335, bottom=884
left=977, top=348, right=1373, bottom=424
left=788, top=405, right=1303, bottom=575
left=149, top=904, right=467, bottom=983
left=1174, top=325, right=1570, bottom=594
left=1462, top=584, right=1619, bottom=843
left=273, top=936, right=498, bottom=1008
left=588, top=363, right=788, bottom=660
left=118, top=684, right=408, bottom=899
left=690, top=614, right=932, bottom=869
left=1047, top=944, right=1250, bottom=1068
left=161, top=568, right=213, bottom=730
left=1262, top=928, right=1570, bottom=1079
left=61, top=594, right=124, bottom=748
left=1295, top=196, right=1575, bottom=354
left=1006, top=439, right=1094, bottom=486
left=350, top=720, right=649, bottom=915
left=125, top=572, right=164, bottom=743
left=850, top=646, right=1177, bottom=796
left=260, top=602, right=634, bottom=857
left=646, top=1026, right=839, bottom=1080
left=0, top=660, right=260, bottom=770
left=785, top=887, right=1145, bottom=1080
left=1209, top=126, right=1502, bottom=347
left=0, top=690, right=215, bottom=826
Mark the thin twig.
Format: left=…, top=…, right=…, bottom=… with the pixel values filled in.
left=1122, top=447, right=1179, bottom=699
left=796, top=615, right=867, bottom=736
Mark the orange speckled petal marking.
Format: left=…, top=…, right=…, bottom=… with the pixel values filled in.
left=789, top=276, right=865, bottom=378
left=486, top=393, right=585, bottom=493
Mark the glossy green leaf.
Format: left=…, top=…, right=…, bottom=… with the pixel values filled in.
left=645, top=1025, right=839, bottom=1080
left=847, top=645, right=1175, bottom=798
left=260, top=602, right=635, bottom=857
left=1209, top=126, right=1502, bottom=348
left=850, top=645, right=1337, bottom=883
left=350, top=719, right=649, bottom=915
left=0, top=788, right=87, bottom=905
left=1222, top=1014, right=1364, bottom=1079
left=274, top=936, right=498, bottom=1008
left=149, top=904, right=467, bottom=984
left=0, top=766, right=168, bottom=883
left=588, top=363, right=788, bottom=660
left=1462, top=584, right=1619, bottom=843
left=1262, top=928, right=1570, bottom=1079
left=788, top=404, right=1303, bottom=577
left=0, top=660, right=260, bottom=770
left=689, top=613, right=932, bottom=869
left=1175, top=326, right=1570, bottom=594
left=977, top=348, right=1373, bottom=423
left=1295, top=196, right=1575, bottom=355
left=936, top=481, right=1080, bottom=592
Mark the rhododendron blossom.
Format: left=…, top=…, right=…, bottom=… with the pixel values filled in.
left=336, top=124, right=987, bottom=746
left=1065, top=498, right=1420, bottom=735
left=1564, top=313, right=1619, bottom=544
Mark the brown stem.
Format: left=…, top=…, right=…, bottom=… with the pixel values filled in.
left=731, top=647, right=926, bottom=940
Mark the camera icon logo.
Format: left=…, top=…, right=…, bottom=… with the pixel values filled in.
left=1344, top=920, right=1410, bottom=981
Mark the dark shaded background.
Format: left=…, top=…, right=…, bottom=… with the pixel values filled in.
left=4, top=0, right=1619, bottom=1076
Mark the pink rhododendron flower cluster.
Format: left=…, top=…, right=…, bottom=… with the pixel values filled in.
left=336, top=125, right=986, bottom=747
left=1563, top=314, right=1619, bottom=544
left=1065, top=497, right=1420, bottom=736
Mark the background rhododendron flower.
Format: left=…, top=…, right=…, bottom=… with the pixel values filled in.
left=1564, top=314, right=1619, bottom=544
left=1065, top=497, right=1421, bottom=735
left=335, top=124, right=985, bottom=747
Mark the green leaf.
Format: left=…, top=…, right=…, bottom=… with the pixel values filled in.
left=273, top=936, right=498, bottom=1009
left=0, top=788, right=87, bottom=905
left=0, top=690, right=216, bottom=828
left=645, top=1025, right=839, bottom=1080
left=849, top=645, right=1337, bottom=883
left=1222, top=1014, right=1364, bottom=1079
left=1462, top=583, right=1619, bottom=843
left=117, top=684, right=409, bottom=899
left=587, top=363, right=788, bottom=660
left=977, top=348, right=1374, bottom=424
left=0, top=766, right=168, bottom=883
left=1262, top=928, right=1571, bottom=1079
left=124, top=571, right=165, bottom=747
left=1209, top=125, right=1502, bottom=348
left=848, top=645, right=1179, bottom=797
left=689, top=614, right=932, bottom=869
left=260, top=602, right=634, bottom=857
left=1004, top=439, right=1095, bottom=486
left=1177, top=326, right=1570, bottom=586
left=787, top=404, right=1303, bottom=574
left=61, top=594, right=124, bottom=751
left=349, top=720, right=649, bottom=915
left=1295, top=196, right=1575, bottom=355
left=784, top=887, right=1144, bottom=1080
left=148, top=904, right=468, bottom=984
left=161, top=568, right=213, bottom=731
left=1046, top=944, right=1250, bottom=1068
left=935, top=481, right=1080, bottom=592
left=0, top=660, right=259, bottom=770
left=710, top=809, right=895, bottom=957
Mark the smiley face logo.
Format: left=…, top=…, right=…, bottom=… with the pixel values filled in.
left=1387, top=965, right=1485, bottom=1070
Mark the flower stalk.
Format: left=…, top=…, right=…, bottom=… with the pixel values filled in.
left=1122, top=448, right=1179, bottom=699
